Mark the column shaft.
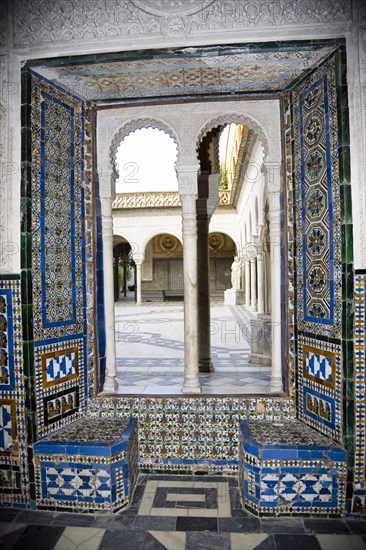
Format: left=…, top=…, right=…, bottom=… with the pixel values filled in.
left=257, top=254, right=264, bottom=314
left=245, top=260, right=251, bottom=307
left=250, top=257, right=257, bottom=311
left=101, top=198, right=118, bottom=392
left=136, top=262, right=142, bottom=304
left=197, top=186, right=213, bottom=373
left=268, top=192, right=283, bottom=393
left=178, top=165, right=201, bottom=394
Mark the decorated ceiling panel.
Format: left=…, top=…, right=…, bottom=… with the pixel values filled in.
left=29, top=42, right=338, bottom=102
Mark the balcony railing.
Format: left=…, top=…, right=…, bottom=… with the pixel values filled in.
left=113, top=190, right=232, bottom=209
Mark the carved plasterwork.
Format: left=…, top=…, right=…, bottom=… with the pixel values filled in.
left=131, top=1, right=215, bottom=17
left=10, top=0, right=352, bottom=49
left=97, top=100, right=280, bottom=189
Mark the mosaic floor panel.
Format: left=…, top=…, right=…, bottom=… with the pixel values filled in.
left=0, top=475, right=365, bottom=549
left=115, top=302, right=271, bottom=395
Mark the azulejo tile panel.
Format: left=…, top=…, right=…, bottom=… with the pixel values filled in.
left=298, top=335, right=341, bottom=440
left=31, top=75, right=86, bottom=341
left=0, top=278, right=29, bottom=507
left=239, top=419, right=347, bottom=516
left=88, top=396, right=294, bottom=474
left=34, top=418, right=138, bottom=512
left=35, top=336, right=86, bottom=438
left=352, top=272, right=366, bottom=514
left=31, top=74, right=89, bottom=436
left=292, top=57, right=342, bottom=339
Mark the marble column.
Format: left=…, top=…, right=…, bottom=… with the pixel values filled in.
left=250, top=257, right=257, bottom=311
left=100, top=195, right=118, bottom=392
left=197, top=177, right=212, bottom=373
left=196, top=173, right=220, bottom=373
left=245, top=260, right=251, bottom=307
left=177, top=164, right=201, bottom=394
left=257, top=252, right=265, bottom=314
left=267, top=186, right=283, bottom=393
left=134, top=254, right=144, bottom=305
left=113, top=254, right=119, bottom=301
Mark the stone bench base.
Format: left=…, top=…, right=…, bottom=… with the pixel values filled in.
left=34, top=417, right=138, bottom=513
left=239, top=419, right=347, bottom=516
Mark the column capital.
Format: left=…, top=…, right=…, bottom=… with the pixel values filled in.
left=263, top=161, right=281, bottom=194
left=100, top=196, right=112, bottom=217
left=176, top=164, right=200, bottom=196
left=98, top=169, right=115, bottom=201
left=267, top=191, right=281, bottom=219
left=133, top=253, right=145, bottom=265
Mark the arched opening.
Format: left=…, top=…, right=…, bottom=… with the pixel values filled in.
left=115, top=127, right=178, bottom=193
left=140, top=233, right=184, bottom=303
left=194, top=119, right=280, bottom=391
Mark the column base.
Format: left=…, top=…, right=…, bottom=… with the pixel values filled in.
left=103, top=376, right=119, bottom=393
left=199, top=359, right=214, bottom=373
left=249, top=352, right=271, bottom=366
left=182, top=379, right=202, bottom=394
left=270, top=376, right=283, bottom=393
left=224, top=288, right=245, bottom=305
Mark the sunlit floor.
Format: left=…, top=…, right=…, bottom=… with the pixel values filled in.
left=114, top=297, right=272, bottom=395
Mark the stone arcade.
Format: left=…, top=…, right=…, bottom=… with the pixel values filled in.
left=0, top=0, right=366, bottom=528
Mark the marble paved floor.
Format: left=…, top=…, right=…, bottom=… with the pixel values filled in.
left=1, top=475, right=365, bottom=550
left=114, top=301, right=272, bottom=395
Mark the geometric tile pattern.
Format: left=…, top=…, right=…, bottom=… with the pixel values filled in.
left=304, top=348, right=334, bottom=387
left=2, top=481, right=366, bottom=549
left=34, top=418, right=138, bottom=512
left=352, top=272, right=366, bottom=514
left=137, top=479, right=231, bottom=517
left=41, top=93, right=77, bottom=327
left=35, top=336, right=86, bottom=438
left=290, top=54, right=344, bottom=443
left=0, top=402, right=14, bottom=452
left=88, top=396, right=294, bottom=474
left=43, top=349, right=77, bottom=386
left=31, top=75, right=85, bottom=339
left=293, top=57, right=342, bottom=339
left=0, top=293, right=14, bottom=390
left=31, top=74, right=88, bottom=437
left=240, top=419, right=347, bottom=515
left=0, top=278, right=29, bottom=507
left=298, top=335, right=342, bottom=440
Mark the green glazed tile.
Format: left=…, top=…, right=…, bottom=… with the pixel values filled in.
left=340, top=184, right=352, bottom=223
left=341, top=224, right=353, bottom=264
left=21, top=197, right=32, bottom=233
left=21, top=70, right=32, bottom=105
left=338, top=145, right=351, bottom=184
left=21, top=303, right=33, bottom=341
left=21, top=161, right=32, bottom=199
left=21, top=103, right=32, bottom=129
left=21, top=127, right=32, bottom=163
left=21, top=232, right=32, bottom=269
left=346, top=381, right=354, bottom=399
left=337, top=105, right=350, bottom=146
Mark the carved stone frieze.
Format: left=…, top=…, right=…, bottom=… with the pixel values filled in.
left=10, top=0, right=352, bottom=49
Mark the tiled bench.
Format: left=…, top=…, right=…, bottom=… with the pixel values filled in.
left=34, top=417, right=138, bottom=512
left=239, top=419, right=347, bottom=516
